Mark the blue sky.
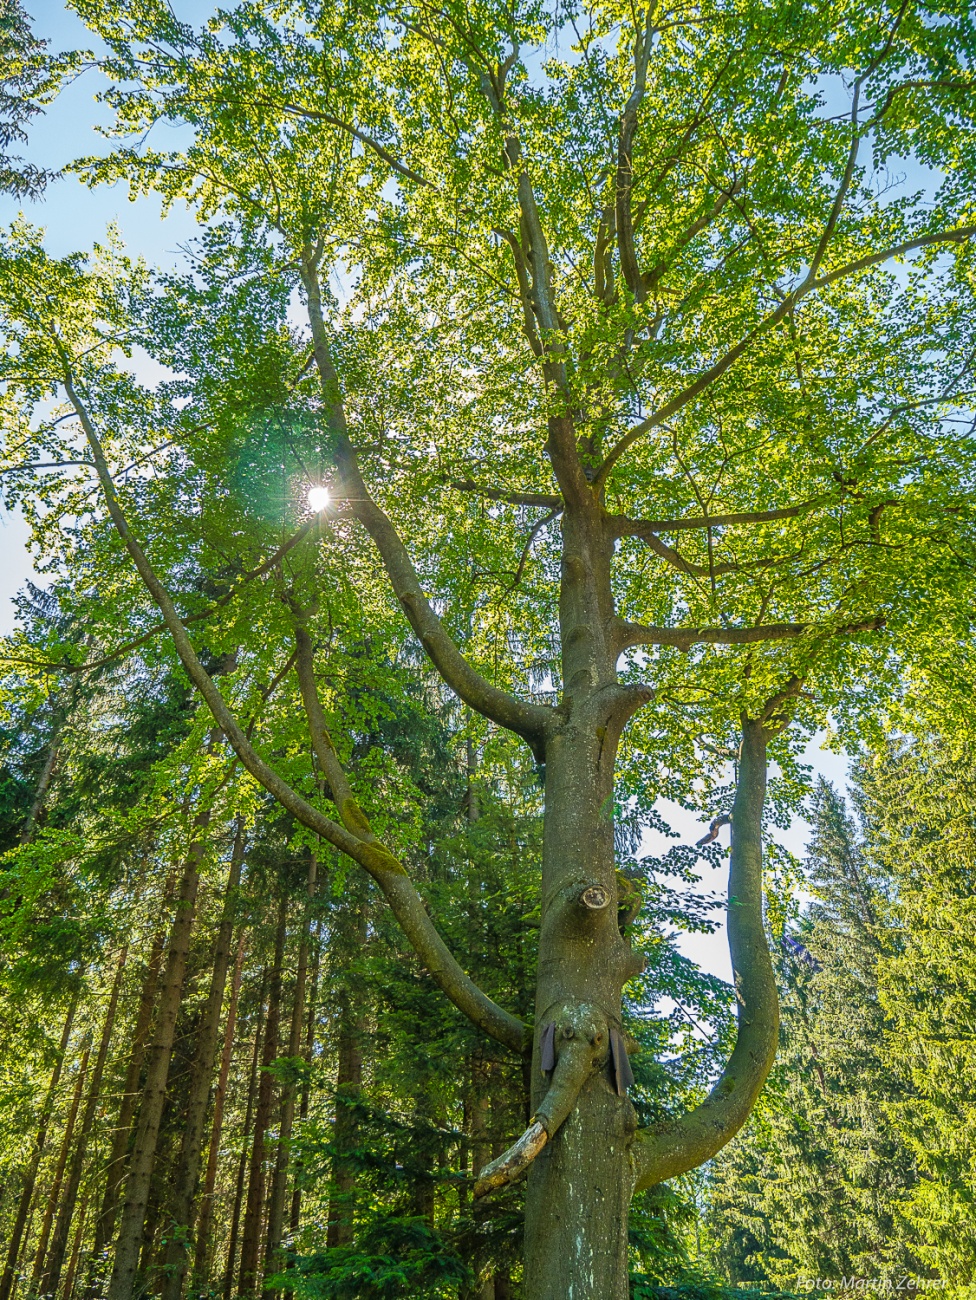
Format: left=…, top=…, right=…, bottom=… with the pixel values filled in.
left=2, top=1, right=856, bottom=981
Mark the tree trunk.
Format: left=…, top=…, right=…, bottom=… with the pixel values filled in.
left=159, top=820, right=247, bottom=1300
left=87, top=930, right=165, bottom=1291
left=222, top=976, right=266, bottom=1300
left=466, top=1055, right=495, bottom=1300
left=288, top=920, right=322, bottom=1238
left=137, top=1179, right=162, bottom=1288
left=18, top=731, right=61, bottom=846
left=41, top=947, right=128, bottom=1298
left=237, top=895, right=287, bottom=1298
left=60, top=1187, right=90, bottom=1300
left=190, top=929, right=246, bottom=1295
left=0, top=997, right=77, bottom=1300
left=28, top=1043, right=91, bottom=1297
left=518, top=686, right=779, bottom=1296
left=521, top=508, right=644, bottom=1300
left=105, top=826, right=205, bottom=1300
left=264, top=859, right=316, bottom=1288
left=521, top=744, right=637, bottom=1298
left=326, top=888, right=366, bottom=1251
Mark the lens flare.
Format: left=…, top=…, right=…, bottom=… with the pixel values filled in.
left=307, top=486, right=331, bottom=512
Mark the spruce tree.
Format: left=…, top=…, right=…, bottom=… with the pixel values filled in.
left=706, top=778, right=920, bottom=1287
left=865, top=738, right=976, bottom=1287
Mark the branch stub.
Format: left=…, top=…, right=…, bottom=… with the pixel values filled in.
left=579, top=884, right=610, bottom=911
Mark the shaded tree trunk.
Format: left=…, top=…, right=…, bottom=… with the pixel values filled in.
left=41, top=948, right=128, bottom=1297
left=105, top=822, right=206, bottom=1300
left=288, top=920, right=322, bottom=1238
left=159, top=820, right=247, bottom=1300
left=28, top=1044, right=91, bottom=1297
left=466, top=1055, right=494, bottom=1300
left=60, top=1188, right=90, bottom=1300
left=222, top=976, right=266, bottom=1300
left=87, top=930, right=165, bottom=1290
left=190, top=929, right=246, bottom=1295
left=264, top=858, right=317, bottom=1288
left=326, top=890, right=366, bottom=1251
left=0, top=997, right=78, bottom=1300
left=237, top=896, right=287, bottom=1298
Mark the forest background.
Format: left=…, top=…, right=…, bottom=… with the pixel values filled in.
left=2, top=0, right=976, bottom=1297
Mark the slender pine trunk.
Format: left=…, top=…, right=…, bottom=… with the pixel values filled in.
left=325, top=994, right=364, bottom=1250
left=28, top=1044, right=91, bottom=1297
left=41, top=949, right=128, bottom=1297
left=87, top=930, right=164, bottom=1290
left=60, top=1187, right=90, bottom=1300
left=190, top=930, right=246, bottom=1295
left=326, top=888, right=366, bottom=1251
left=137, top=1182, right=162, bottom=1288
left=466, top=1055, right=493, bottom=1300
left=222, top=978, right=266, bottom=1300
left=264, top=858, right=316, bottom=1288
left=105, top=825, right=206, bottom=1300
left=0, top=998, right=77, bottom=1300
left=288, top=921, right=321, bottom=1237
left=159, top=821, right=246, bottom=1300
left=18, top=732, right=61, bottom=846
left=237, top=896, right=287, bottom=1299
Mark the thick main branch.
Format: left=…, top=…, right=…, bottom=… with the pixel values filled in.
left=610, top=497, right=830, bottom=535
left=301, top=255, right=554, bottom=756
left=614, top=616, right=884, bottom=653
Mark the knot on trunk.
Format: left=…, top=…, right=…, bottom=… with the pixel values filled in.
left=578, top=883, right=610, bottom=910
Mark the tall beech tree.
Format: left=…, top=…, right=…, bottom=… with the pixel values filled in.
left=3, top=0, right=976, bottom=1292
